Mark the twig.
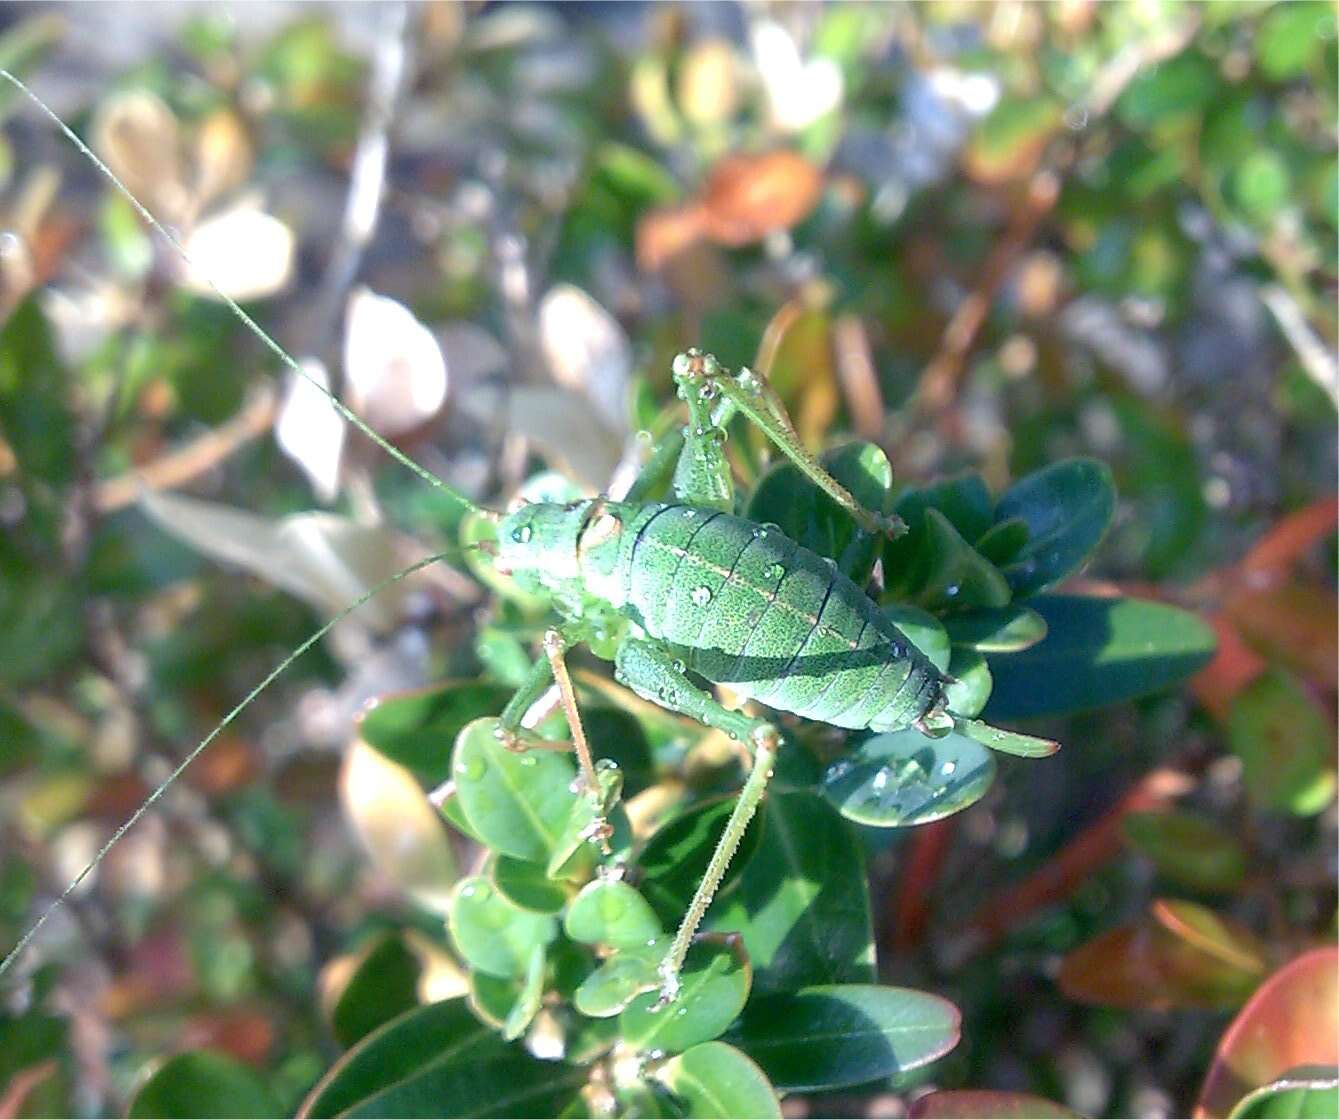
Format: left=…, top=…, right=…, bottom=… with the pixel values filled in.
left=907, top=16, right=1200, bottom=424
left=833, top=313, right=886, bottom=442
left=90, top=386, right=277, bottom=513
left=1259, top=283, right=1339, bottom=411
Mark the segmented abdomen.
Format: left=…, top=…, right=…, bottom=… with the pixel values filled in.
left=615, top=504, right=943, bottom=732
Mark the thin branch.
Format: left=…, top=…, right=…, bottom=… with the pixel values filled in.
left=1259, top=283, right=1339, bottom=411
left=907, top=16, right=1200, bottom=424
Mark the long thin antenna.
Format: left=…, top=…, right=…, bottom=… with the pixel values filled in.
left=0, top=68, right=479, bottom=516
left=0, top=549, right=452, bottom=983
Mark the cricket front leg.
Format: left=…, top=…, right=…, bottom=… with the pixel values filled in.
left=675, top=349, right=903, bottom=538
left=614, top=638, right=780, bottom=1002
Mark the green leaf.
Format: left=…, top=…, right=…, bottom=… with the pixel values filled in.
left=1118, top=50, right=1220, bottom=129
left=492, top=855, right=569, bottom=914
left=341, top=1052, right=586, bottom=1118
left=944, top=605, right=1047, bottom=653
left=1230, top=1069, right=1339, bottom=1119
left=984, top=595, right=1217, bottom=719
left=574, top=940, right=666, bottom=1017
left=453, top=718, right=579, bottom=863
left=331, top=933, right=422, bottom=1049
left=1255, top=2, right=1335, bottom=80
left=0, top=298, right=75, bottom=489
left=129, top=1052, right=281, bottom=1119
left=360, top=682, right=515, bottom=786
left=884, top=474, right=995, bottom=599
left=656, top=1042, right=782, bottom=1119
left=917, top=510, right=1012, bottom=612
left=621, top=937, right=752, bottom=1054
left=708, top=791, right=875, bottom=993
left=1233, top=150, right=1292, bottom=220
left=503, top=944, right=547, bottom=1041
left=883, top=603, right=951, bottom=671
left=974, top=516, right=1029, bottom=567
left=300, top=1000, right=504, bottom=1118
left=957, top=719, right=1058, bottom=758
left=727, top=984, right=960, bottom=1092
left=822, top=728, right=996, bottom=827
left=565, top=880, right=662, bottom=949
left=993, top=458, right=1115, bottom=598
left=469, top=971, right=526, bottom=1030
left=447, top=876, right=558, bottom=979
left=1122, top=810, right=1249, bottom=892
left=637, top=795, right=764, bottom=928
left=746, top=441, right=893, bottom=583
left=1228, top=670, right=1337, bottom=816
left=546, top=762, right=632, bottom=881
left=945, top=647, right=992, bottom=719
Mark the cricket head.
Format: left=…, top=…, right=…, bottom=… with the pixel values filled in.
left=494, top=500, right=593, bottom=596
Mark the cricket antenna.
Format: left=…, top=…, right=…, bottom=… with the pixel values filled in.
left=0, top=68, right=480, bottom=518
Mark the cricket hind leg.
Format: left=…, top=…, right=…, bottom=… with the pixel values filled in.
left=672, top=348, right=903, bottom=538
left=614, top=638, right=780, bottom=1002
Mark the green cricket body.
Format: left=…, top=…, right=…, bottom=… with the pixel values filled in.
left=497, top=498, right=949, bottom=734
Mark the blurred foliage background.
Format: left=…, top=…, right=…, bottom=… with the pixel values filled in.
left=0, top=1, right=1334, bottom=1117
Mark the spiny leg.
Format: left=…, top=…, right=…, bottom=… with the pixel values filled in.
left=614, top=638, right=780, bottom=1002
left=672, top=349, right=903, bottom=538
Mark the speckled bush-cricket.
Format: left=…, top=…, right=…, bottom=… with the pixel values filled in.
left=0, top=70, right=1054, bottom=1002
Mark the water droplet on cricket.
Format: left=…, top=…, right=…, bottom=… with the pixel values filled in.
left=512, top=524, right=533, bottom=543
left=766, top=563, right=786, bottom=580
left=682, top=509, right=696, bottom=519
left=519, top=755, right=537, bottom=767
left=691, top=586, right=712, bottom=606
left=672, top=658, right=686, bottom=673
left=942, top=760, right=957, bottom=775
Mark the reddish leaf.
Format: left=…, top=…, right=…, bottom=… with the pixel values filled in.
left=1192, top=613, right=1268, bottom=722
left=1059, top=902, right=1266, bottom=1011
left=911, top=1090, right=1083, bottom=1118
left=1122, top=810, right=1248, bottom=892
left=1226, top=583, right=1339, bottom=692
left=180, top=1010, right=276, bottom=1067
left=636, top=201, right=709, bottom=271
left=700, top=151, right=823, bottom=246
left=1239, top=498, right=1339, bottom=583
left=1196, top=947, right=1339, bottom=1119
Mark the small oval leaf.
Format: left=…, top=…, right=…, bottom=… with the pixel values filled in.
left=447, top=876, right=557, bottom=980
left=129, top=1052, right=281, bottom=1119
left=565, top=880, right=662, bottom=949
left=821, top=728, right=996, bottom=827
left=728, top=984, right=960, bottom=1092
left=492, top=855, right=569, bottom=914
left=656, top=1042, right=782, bottom=1119
left=944, top=605, right=1048, bottom=653
left=621, top=937, right=752, bottom=1054
left=1122, top=810, right=1249, bottom=892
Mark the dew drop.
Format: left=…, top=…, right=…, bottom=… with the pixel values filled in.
left=519, top=755, right=537, bottom=768
left=942, top=760, right=957, bottom=776
left=596, top=758, right=620, bottom=773
left=675, top=1007, right=688, bottom=1017
left=765, top=563, right=786, bottom=581
left=672, top=658, right=687, bottom=673
left=691, top=586, right=712, bottom=606
left=457, top=753, right=488, bottom=781
left=944, top=583, right=961, bottom=598
left=512, top=524, right=533, bottom=544
left=682, top=509, right=696, bottom=519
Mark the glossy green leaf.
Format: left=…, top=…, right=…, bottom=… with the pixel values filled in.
left=637, top=795, right=764, bottom=928
left=895, top=473, right=995, bottom=544
left=656, top=1042, right=782, bottom=1119
left=884, top=475, right=998, bottom=604
left=331, top=933, right=422, bottom=1049
left=565, top=880, right=662, bottom=948
left=447, top=876, right=558, bottom=979
left=453, top=718, right=579, bottom=862
left=993, top=458, right=1115, bottom=598
left=884, top=603, right=951, bottom=671
left=746, top=441, right=893, bottom=583
left=985, top=595, right=1217, bottom=719
left=915, top=510, right=1012, bottom=612
left=621, top=937, right=751, bottom=1053
left=1228, top=669, right=1336, bottom=816
left=503, top=944, right=547, bottom=1041
left=546, top=762, right=631, bottom=881
left=728, top=984, right=960, bottom=1092
left=1118, top=50, right=1220, bottom=129
left=1255, top=2, right=1335, bottom=80
left=300, top=1001, right=504, bottom=1117
left=945, top=646, right=992, bottom=719
left=974, top=516, right=1029, bottom=567
left=359, top=682, right=514, bottom=786
left=469, top=971, right=525, bottom=1030
left=708, top=791, right=875, bottom=993
left=1123, top=810, right=1249, bottom=892
left=129, top=1051, right=281, bottom=1119
left=944, top=605, right=1047, bottom=653
left=957, top=718, right=1058, bottom=758
left=1230, top=1071, right=1339, bottom=1119
left=492, top=855, right=569, bottom=914
left=574, top=940, right=666, bottom=1017
left=822, top=728, right=996, bottom=827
